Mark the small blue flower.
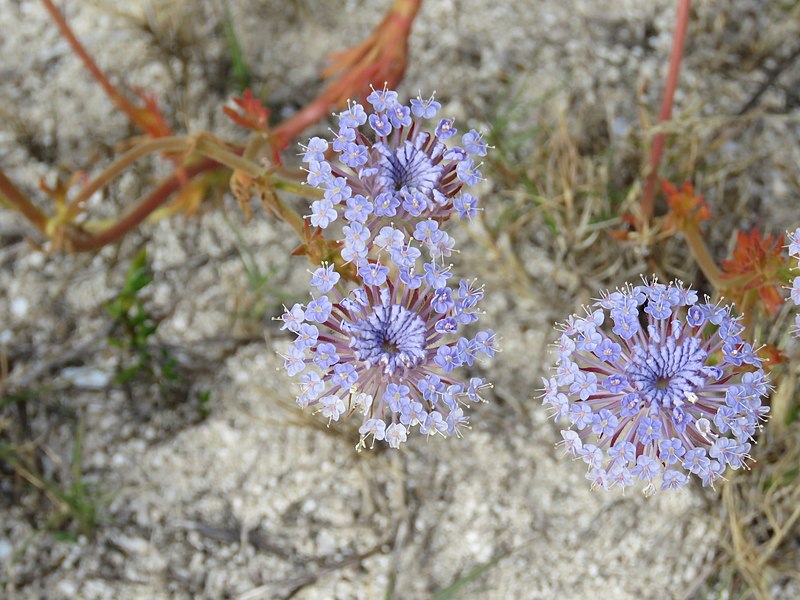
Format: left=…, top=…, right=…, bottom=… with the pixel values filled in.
left=473, top=330, right=496, bottom=357
left=384, top=384, right=411, bottom=411
left=399, top=267, right=423, bottom=289
left=388, top=104, right=412, bottom=128
left=341, top=224, right=369, bottom=264
left=341, top=142, right=369, bottom=168
left=332, top=127, right=356, bottom=153
left=432, top=287, right=455, bottom=313
left=309, top=199, right=337, bottom=228
left=435, top=345, right=462, bottom=373
left=457, top=338, right=478, bottom=366
left=305, top=296, right=332, bottom=323
left=331, top=363, right=358, bottom=388
left=569, top=371, right=597, bottom=401
left=319, top=395, right=346, bottom=421
left=423, top=262, right=451, bottom=289
left=435, top=118, right=457, bottom=140
left=313, top=342, right=340, bottom=369
left=294, top=323, right=318, bottom=349
left=374, top=226, right=404, bottom=250
left=603, top=373, right=627, bottom=394
left=323, top=177, right=352, bottom=204
left=366, top=87, right=399, bottom=112
left=456, top=158, right=482, bottom=186
left=385, top=423, right=408, bottom=448
left=310, top=263, right=340, bottom=293
left=359, top=419, right=386, bottom=443
left=302, top=137, right=328, bottom=163
left=360, top=263, right=389, bottom=286
left=413, top=219, right=441, bottom=245
left=461, top=129, right=488, bottom=156
left=401, top=189, right=428, bottom=217
left=278, top=303, right=305, bottom=333
left=374, top=191, right=400, bottom=217
left=338, top=102, right=367, bottom=128
left=306, top=160, right=332, bottom=187
left=389, top=243, right=421, bottom=269
left=369, top=112, right=392, bottom=136
left=428, top=231, right=455, bottom=260
left=282, top=345, right=306, bottom=376
left=344, top=194, right=373, bottom=223
left=544, top=279, right=770, bottom=493
left=453, top=193, right=480, bottom=220
left=410, top=92, right=441, bottom=119
left=631, top=455, right=661, bottom=481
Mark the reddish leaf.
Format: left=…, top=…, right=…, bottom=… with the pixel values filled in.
left=223, top=89, right=270, bottom=132
left=131, top=87, right=173, bottom=138
left=721, top=229, right=789, bottom=316
left=661, top=179, right=710, bottom=233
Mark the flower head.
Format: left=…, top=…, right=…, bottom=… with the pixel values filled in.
left=544, top=279, right=769, bottom=494
left=280, top=265, right=495, bottom=449
left=302, top=90, right=485, bottom=236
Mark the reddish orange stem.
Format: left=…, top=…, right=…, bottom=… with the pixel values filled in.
left=68, top=159, right=219, bottom=252
left=40, top=0, right=156, bottom=134
left=23, top=0, right=424, bottom=253
left=0, top=169, right=47, bottom=234
left=271, top=0, right=422, bottom=152
left=640, top=0, right=691, bottom=225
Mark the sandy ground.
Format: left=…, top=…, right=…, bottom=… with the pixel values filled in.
left=1, top=0, right=799, bottom=598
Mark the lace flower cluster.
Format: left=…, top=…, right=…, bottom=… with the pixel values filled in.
left=279, top=90, right=494, bottom=448
left=543, top=280, right=769, bottom=493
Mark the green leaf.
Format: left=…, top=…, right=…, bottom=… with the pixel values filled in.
left=113, top=363, right=142, bottom=384
left=53, top=531, right=79, bottom=543
left=222, top=0, right=251, bottom=92
left=429, top=552, right=509, bottom=600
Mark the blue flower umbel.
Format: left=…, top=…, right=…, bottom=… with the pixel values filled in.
left=544, top=280, right=769, bottom=494
left=789, top=227, right=800, bottom=335
left=301, top=88, right=485, bottom=237
left=278, top=88, right=494, bottom=447
left=280, top=264, right=495, bottom=449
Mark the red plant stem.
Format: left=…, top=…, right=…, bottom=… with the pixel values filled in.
left=40, top=0, right=150, bottom=133
left=270, top=0, right=421, bottom=152
left=0, top=169, right=47, bottom=234
left=67, top=136, right=193, bottom=218
left=68, top=159, right=220, bottom=252
left=640, top=0, right=691, bottom=225
left=31, top=0, right=424, bottom=252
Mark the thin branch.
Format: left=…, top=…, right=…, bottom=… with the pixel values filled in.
left=67, top=158, right=220, bottom=252
left=270, top=0, right=421, bottom=152
left=640, top=0, right=691, bottom=225
left=0, top=169, right=47, bottom=234
left=736, top=43, right=800, bottom=115
left=66, top=137, right=193, bottom=217
left=193, top=136, right=261, bottom=178
left=40, top=0, right=169, bottom=135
